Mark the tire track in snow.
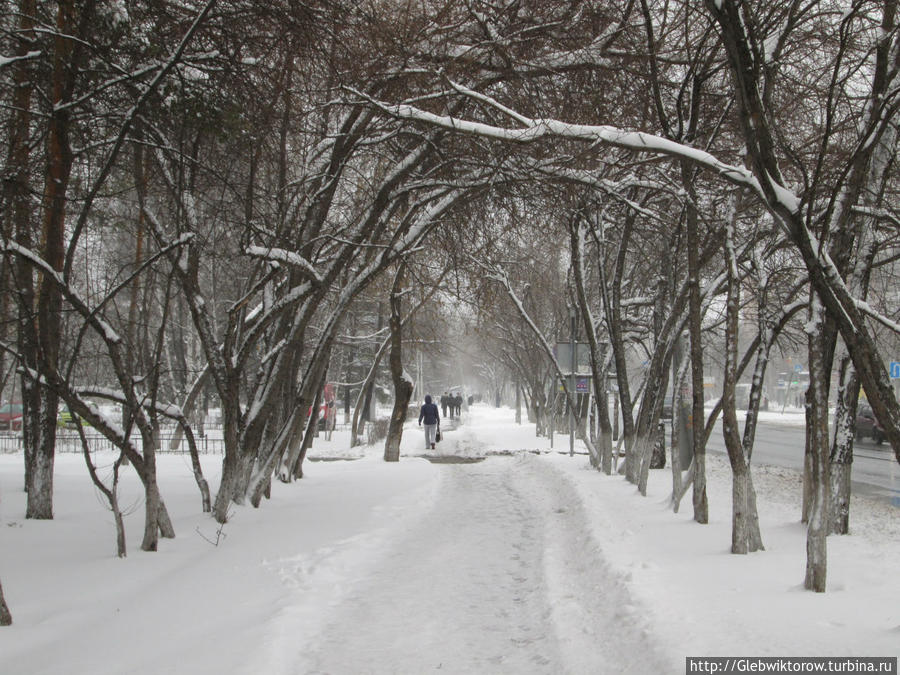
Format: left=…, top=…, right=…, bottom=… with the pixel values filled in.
left=277, top=454, right=670, bottom=674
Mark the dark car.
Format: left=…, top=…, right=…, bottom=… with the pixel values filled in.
left=0, top=402, right=24, bottom=431
left=856, top=404, right=884, bottom=444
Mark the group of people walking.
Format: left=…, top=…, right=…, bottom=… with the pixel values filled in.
left=441, top=392, right=463, bottom=419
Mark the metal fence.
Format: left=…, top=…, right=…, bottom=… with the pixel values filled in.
left=0, top=421, right=360, bottom=456
left=0, top=431, right=227, bottom=455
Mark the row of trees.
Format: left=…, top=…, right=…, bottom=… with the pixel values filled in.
left=371, top=0, right=900, bottom=592
left=1, top=1, right=899, bottom=627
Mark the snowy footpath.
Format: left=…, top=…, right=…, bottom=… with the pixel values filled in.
left=0, top=404, right=898, bottom=674
left=272, top=455, right=668, bottom=674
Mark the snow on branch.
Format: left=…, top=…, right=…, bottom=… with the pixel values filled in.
left=856, top=299, right=900, bottom=335
left=1, top=240, right=122, bottom=344
left=0, top=50, right=40, bottom=69
left=246, top=246, right=324, bottom=285
left=366, top=92, right=806, bottom=213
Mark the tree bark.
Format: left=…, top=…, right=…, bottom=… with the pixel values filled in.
left=0, top=577, right=11, bottom=626
left=804, top=298, right=830, bottom=592
left=686, top=178, right=708, bottom=524
left=570, top=215, right=611, bottom=471
left=26, top=1, right=78, bottom=520
left=385, top=265, right=411, bottom=462
left=600, top=213, right=637, bottom=480
left=3, top=0, right=36, bottom=502
left=721, top=218, right=764, bottom=553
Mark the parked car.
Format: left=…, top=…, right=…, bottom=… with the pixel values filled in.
left=0, top=402, right=24, bottom=431
left=856, top=404, right=884, bottom=444
left=57, top=405, right=84, bottom=429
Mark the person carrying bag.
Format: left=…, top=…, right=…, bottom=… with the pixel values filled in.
left=418, top=395, right=440, bottom=450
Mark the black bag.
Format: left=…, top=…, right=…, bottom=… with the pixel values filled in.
left=436, top=429, right=442, bottom=442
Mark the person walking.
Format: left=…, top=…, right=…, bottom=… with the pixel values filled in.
left=418, top=394, right=440, bottom=450
left=440, top=392, right=449, bottom=418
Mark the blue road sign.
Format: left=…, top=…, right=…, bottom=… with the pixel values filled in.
left=890, top=362, right=900, bottom=380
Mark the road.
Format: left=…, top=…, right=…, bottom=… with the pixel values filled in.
left=704, top=418, right=900, bottom=506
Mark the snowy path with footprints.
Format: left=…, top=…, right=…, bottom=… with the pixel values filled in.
left=267, top=451, right=669, bottom=674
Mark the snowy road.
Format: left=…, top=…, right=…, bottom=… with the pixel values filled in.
left=279, top=455, right=669, bottom=675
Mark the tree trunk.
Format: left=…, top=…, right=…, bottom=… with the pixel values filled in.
left=804, top=299, right=830, bottom=592
left=26, top=0, right=82, bottom=520
left=670, top=357, right=688, bottom=512
left=214, top=404, right=243, bottom=523
left=3, top=2, right=36, bottom=503
left=515, top=382, right=522, bottom=424
left=180, top=421, right=212, bottom=513
left=686, top=188, right=708, bottom=524
left=829, top=355, right=857, bottom=535
left=25, top=396, right=55, bottom=519
left=601, top=213, right=637, bottom=482
left=292, top=396, right=319, bottom=480
left=141, top=475, right=161, bottom=552
left=0, top=577, right=11, bottom=626
left=827, top=122, right=888, bottom=533
left=721, top=223, right=763, bottom=553
left=77, top=418, right=128, bottom=557
left=385, top=265, right=411, bottom=462
left=598, top=386, right=613, bottom=475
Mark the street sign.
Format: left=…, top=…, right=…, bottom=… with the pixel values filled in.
left=554, top=342, right=592, bottom=374
left=890, top=362, right=900, bottom=380
left=794, top=364, right=803, bottom=372
left=558, top=376, right=591, bottom=393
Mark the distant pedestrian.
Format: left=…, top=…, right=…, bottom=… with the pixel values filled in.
left=440, top=392, right=449, bottom=418
left=455, top=393, right=463, bottom=418
left=418, top=394, right=440, bottom=450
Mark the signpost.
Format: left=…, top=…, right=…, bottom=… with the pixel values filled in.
left=890, top=362, right=900, bottom=402
left=890, top=362, right=900, bottom=380
left=555, top=319, right=593, bottom=457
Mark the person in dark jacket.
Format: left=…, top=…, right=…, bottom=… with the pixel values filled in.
left=418, top=394, right=440, bottom=449
left=440, top=392, right=449, bottom=418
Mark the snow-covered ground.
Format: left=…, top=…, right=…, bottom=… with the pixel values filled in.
left=0, top=404, right=897, bottom=674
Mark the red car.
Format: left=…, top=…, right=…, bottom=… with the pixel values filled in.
left=0, top=402, right=24, bottom=431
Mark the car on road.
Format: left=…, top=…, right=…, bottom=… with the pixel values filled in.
left=856, top=403, right=884, bottom=444
left=0, top=402, right=24, bottom=431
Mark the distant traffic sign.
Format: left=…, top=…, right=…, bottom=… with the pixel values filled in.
left=558, top=376, right=591, bottom=393
left=890, top=362, right=900, bottom=380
